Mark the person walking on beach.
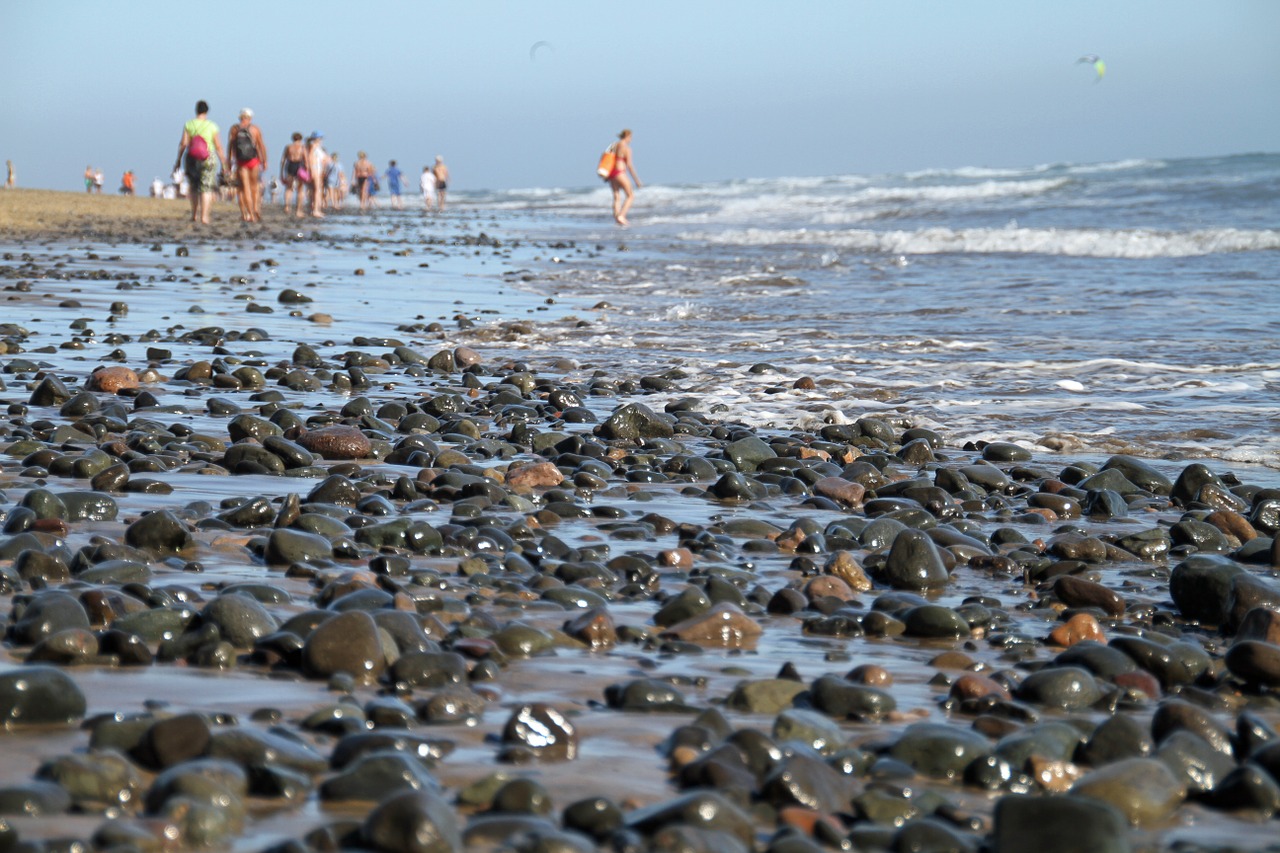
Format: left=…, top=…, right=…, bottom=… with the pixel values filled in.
left=306, top=132, right=329, bottom=218
left=325, top=152, right=343, bottom=209
left=605, top=128, right=641, bottom=226
left=432, top=156, right=449, bottom=211
left=420, top=165, right=436, bottom=211
left=84, top=165, right=94, bottom=193
left=94, top=169, right=104, bottom=194
left=229, top=108, right=267, bottom=223
left=174, top=100, right=228, bottom=225
left=280, top=132, right=307, bottom=217
left=4, top=161, right=13, bottom=189
left=120, top=170, right=135, bottom=196
left=383, top=160, right=405, bottom=209
left=353, top=151, right=376, bottom=212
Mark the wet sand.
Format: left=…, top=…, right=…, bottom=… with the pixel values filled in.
left=1, top=193, right=1279, bottom=852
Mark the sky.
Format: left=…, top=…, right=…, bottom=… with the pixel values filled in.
left=3, top=1, right=1277, bottom=194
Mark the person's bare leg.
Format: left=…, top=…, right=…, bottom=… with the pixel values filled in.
left=200, top=190, right=215, bottom=225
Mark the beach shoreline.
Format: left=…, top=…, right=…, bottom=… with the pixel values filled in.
left=0, top=194, right=1278, bottom=852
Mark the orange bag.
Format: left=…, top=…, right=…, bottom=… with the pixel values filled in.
left=596, top=145, right=616, bottom=179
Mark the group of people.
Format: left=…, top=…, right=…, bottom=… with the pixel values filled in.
left=172, top=100, right=452, bottom=225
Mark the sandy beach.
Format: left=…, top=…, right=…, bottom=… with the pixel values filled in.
left=0, top=188, right=1279, bottom=853
left=0, top=188, right=323, bottom=243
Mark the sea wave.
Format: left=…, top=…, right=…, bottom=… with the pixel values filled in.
left=682, top=225, right=1280, bottom=258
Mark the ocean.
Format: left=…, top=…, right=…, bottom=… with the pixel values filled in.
left=467, top=152, right=1280, bottom=470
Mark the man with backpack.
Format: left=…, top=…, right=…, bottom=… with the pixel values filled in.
left=229, top=108, right=267, bottom=223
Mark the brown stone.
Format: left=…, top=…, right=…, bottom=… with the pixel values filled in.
left=1235, top=607, right=1280, bottom=645
left=1048, top=612, right=1106, bottom=647
left=804, top=575, right=857, bottom=602
left=659, top=602, right=762, bottom=648
left=949, top=672, right=1012, bottom=702
left=1053, top=574, right=1126, bottom=616
left=1114, top=670, right=1162, bottom=699
left=813, top=477, right=866, bottom=508
left=89, top=366, right=140, bottom=392
left=296, top=425, right=371, bottom=460
left=504, top=461, right=565, bottom=493
left=822, top=550, right=872, bottom=592
left=1029, top=756, right=1084, bottom=793
left=563, top=607, right=617, bottom=648
left=847, top=664, right=892, bottom=686
left=1205, top=509, right=1256, bottom=543
left=658, top=548, right=695, bottom=569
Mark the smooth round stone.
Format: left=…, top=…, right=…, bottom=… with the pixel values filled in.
left=223, top=443, right=286, bottom=474
left=709, top=472, right=767, bottom=501
left=806, top=675, right=897, bottom=720
left=1206, top=765, right=1280, bottom=817
left=760, top=752, right=856, bottom=815
left=993, top=793, right=1131, bottom=853
left=603, top=679, right=689, bottom=712
left=133, top=713, right=212, bottom=770
left=1109, top=636, right=1211, bottom=688
left=320, top=752, right=440, bottom=802
left=1079, top=714, right=1154, bottom=766
left=889, top=723, right=991, bottom=779
left=202, top=594, right=278, bottom=649
left=1169, top=554, right=1246, bottom=624
left=659, top=602, right=762, bottom=647
left=207, top=727, right=327, bottom=774
left=1054, top=574, right=1125, bottom=616
left=11, top=592, right=90, bottom=645
left=772, top=708, right=847, bottom=753
left=562, top=796, right=624, bottom=840
left=1226, top=639, right=1280, bottom=687
left=302, top=611, right=388, bottom=683
left=724, top=679, right=807, bottom=714
left=26, top=628, right=98, bottom=664
left=1151, top=698, right=1234, bottom=756
left=361, top=789, right=462, bottom=853
left=902, top=604, right=970, bottom=638
left=125, top=509, right=192, bottom=554
left=0, top=667, right=86, bottom=726
left=1156, top=730, right=1234, bottom=794
left=0, top=780, right=72, bottom=816
left=1015, top=666, right=1102, bottom=710
left=982, top=441, right=1032, bottom=462
left=60, top=492, right=119, bottom=522
left=227, top=414, right=283, bottom=442
left=306, top=474, right=361, bottom=506
left=36, top=750, right=142, bottom=811
left=390, top=652, right=468, bottom=689
left=879, top=529, right=949, bottom=590
left=1070, top=757, right=1186, bottom=826
left=501, top=703, right=578, bottom=761
left=625, top=790, right=754, bottom=848
left=265, top=528, right=333, bottom=565
left=1053, top=641, right=1138, bottom=679
left=298, top=425, right=372, bottom=460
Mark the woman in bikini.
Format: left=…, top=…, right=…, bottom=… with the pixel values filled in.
left=607, top=129, right=642, bottom=227
left=279, top=133, right=307, bottom=217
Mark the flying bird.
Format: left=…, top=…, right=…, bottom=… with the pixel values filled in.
left=529, top=41, right=554, bottom=62
left=1077, top=54, right=1106, bottom=82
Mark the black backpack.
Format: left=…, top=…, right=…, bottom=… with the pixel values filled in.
left=233, top=127, right=258, bottom=163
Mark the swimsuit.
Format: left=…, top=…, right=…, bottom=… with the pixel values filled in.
left=239, top=158, right=261, bottom=171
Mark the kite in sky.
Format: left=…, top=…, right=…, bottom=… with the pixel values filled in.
left=1077, top=54, right=1106, bottom=82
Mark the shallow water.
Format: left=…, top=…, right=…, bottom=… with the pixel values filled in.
left=2, top=199, right=1280, bottom=850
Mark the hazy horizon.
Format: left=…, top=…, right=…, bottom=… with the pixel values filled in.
left=3, top=1, right=1277, bottom=194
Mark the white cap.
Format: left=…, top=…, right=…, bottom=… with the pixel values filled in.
left=240, top=108, right=253, bottom=118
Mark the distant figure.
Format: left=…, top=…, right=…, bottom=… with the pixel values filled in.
left=432, top=156, right=449, bottom=211
left=84, top=165, right=94, bottom=193
left=307, top=132, right=328, bottom=217
left=120, top=170, right=135, bottom=195
left=94, top=169, right=104, bottom=194
left=606, top=128, right=641, bottom=226
left=325, top=152, right=343, bottom=209
left=280, top=132, right=307, bottom=217
left=229, top=108, right=267, bottom=223
left=353, top=151, right=376, bottom=212
left=268, top=177, right=278, bottom=204
left=384, top=160, right=404, bottom=209
left=420, top=165, right=436, bottom=211
left=150, top=176, right=164, bottom=197
left=4, top=160, right=13, bottom=188
left=174, top=99, right=228, bottom=225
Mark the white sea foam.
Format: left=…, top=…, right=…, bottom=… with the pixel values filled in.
left=682, top=226, right=1280, bottom=258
